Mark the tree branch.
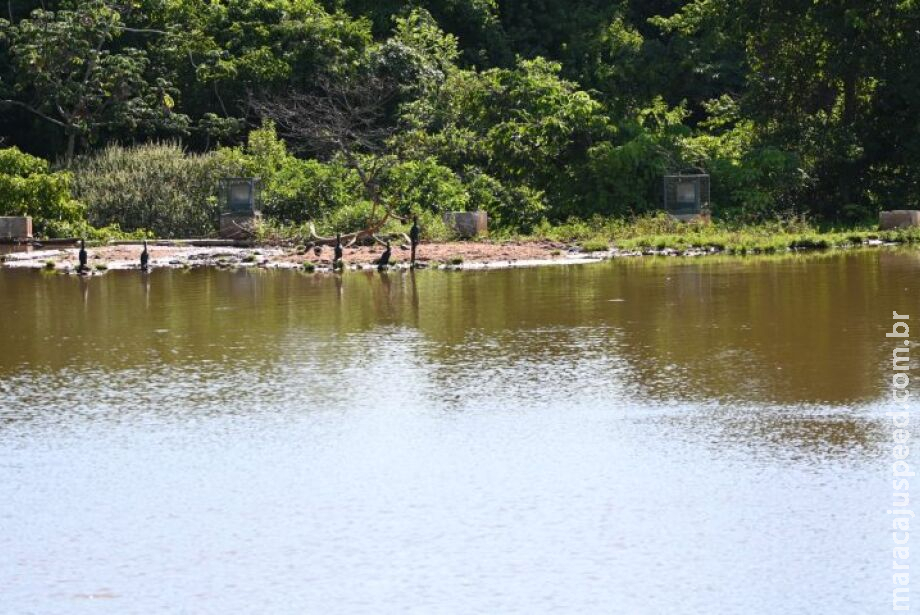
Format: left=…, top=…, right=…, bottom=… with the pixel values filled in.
left=0, top=99, right=68, bottom=128
left=120, top=27, right=168, bottom=35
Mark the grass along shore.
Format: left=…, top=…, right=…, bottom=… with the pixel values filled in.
left=522, top=215, right=920, bottom=256
left=255, top=213, right=920, bottom=257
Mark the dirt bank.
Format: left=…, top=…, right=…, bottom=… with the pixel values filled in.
left=0, top=240, right=605, bottom=273
left=3, top=237, right=901, bottom=275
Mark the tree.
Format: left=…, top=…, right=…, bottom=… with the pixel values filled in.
left=323, top=0, right=510, bottom=67
left=367, top=9, right=461, bottom=100
left=656, top=0, right=920, bottom=219
left=251, top=73, right=402, bottom=237
left=397, top=57, right=613, bottom=220
left=0, top=1, right=187, bottom=165
left=139, top=0, right=373, bottom=148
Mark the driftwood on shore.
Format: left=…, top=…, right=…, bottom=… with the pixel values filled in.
left=306, top=210, right=396, bottom=246
left=305, top=199, right=413, bottom=247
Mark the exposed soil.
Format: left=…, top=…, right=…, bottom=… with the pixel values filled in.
left=0, top=240, right=600, bottom=273
left=6, top=236, right=890, bottom=275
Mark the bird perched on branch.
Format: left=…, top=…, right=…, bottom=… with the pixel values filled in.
left=140, top=240, right=149, bottom=272
left=77, top=239, right=88, bottom=274
left=377, top=240, right=391, bottom=271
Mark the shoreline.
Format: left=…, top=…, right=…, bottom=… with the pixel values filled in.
left=0, top=238, right=910, bottom=275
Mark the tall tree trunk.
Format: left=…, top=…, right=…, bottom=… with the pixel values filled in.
left=64, top=131, right=76, bottom=168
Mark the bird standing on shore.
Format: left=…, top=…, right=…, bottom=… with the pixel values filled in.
left=140, top=240, right=149, bottom=272
left=78, top=239, right=88, bottom=274
left=409, top=216, right=420, bottom=266
left=377, top=240, right=391, bottom=271
left=333, top=233, right=343, bottom=269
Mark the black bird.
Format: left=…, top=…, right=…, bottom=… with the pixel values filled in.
left=78, top=239, right=88, bottom=273
left=140, top=240, right=149, bottom=272
left=333, top=233, right=343, bottom=266
left=409, top=216, right=420, bottom=265
left=313, top=244, right=322, bottom=257
left=377, top=240, right=391, bottom=271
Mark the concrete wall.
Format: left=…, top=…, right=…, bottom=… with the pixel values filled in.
left=0, top=216, right=32, bottom=239
left=443, top=211, right=488, bottom=238
left=880, top=210, right=920, bottom=230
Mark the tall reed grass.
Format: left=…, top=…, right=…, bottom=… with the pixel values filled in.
left=72, top=143, right=226, bottom=238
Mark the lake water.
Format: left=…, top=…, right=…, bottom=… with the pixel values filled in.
left=1, top=250, right=918, bottom=614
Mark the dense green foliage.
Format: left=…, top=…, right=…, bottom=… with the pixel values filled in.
left=71, top=143, right=223, bottom=237
left=0, top=145, right=140, bottom=238
left=0, top=147, right=84, bottom=233
left=1, top=0, right=917, bottom=237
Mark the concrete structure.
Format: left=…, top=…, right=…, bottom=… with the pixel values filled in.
left=219, top=178, right=262, bottom=215
left=664, top=173, right=710, bottom=217
left=880, top=210, right=920, bottom=230
left=219, top=212, right=261, bottom=239
left=0, top=216, right=32, bottom=240
left=443, top=211, right=488, bottom=238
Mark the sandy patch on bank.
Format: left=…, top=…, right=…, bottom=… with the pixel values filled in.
left=1, top=240, right=603, bottom=272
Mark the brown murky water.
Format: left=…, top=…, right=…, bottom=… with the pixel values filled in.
left=0, top=249, right=917, bottom=613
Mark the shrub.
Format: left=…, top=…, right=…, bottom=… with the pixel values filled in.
left=72, top=142, right=225, bottom=238
left=413, top=210, right=455, bottom=241
left=367, top=208, right=457, bottom=242
left=381, top=158, right=469, bottom=217
left=214, top=122, right=364, bottom=223
left=789, top=236, right=830, bottom=250
left=0, top=147, right=85, bottom=237
left=685, top=100, right=805, bottom=222
left=464, top=169, right=546, bottom=232
left=320, top=200, right=377, bottom=235
left=581, top=238, right=610, bottom=252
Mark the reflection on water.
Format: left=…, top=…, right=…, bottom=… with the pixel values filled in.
left=0, top=250, right=917, bottom=613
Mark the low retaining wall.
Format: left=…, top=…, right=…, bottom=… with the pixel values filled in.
left=0, top=216, right=32, bottom=240
left=880, top=210, right=920, bottom=230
